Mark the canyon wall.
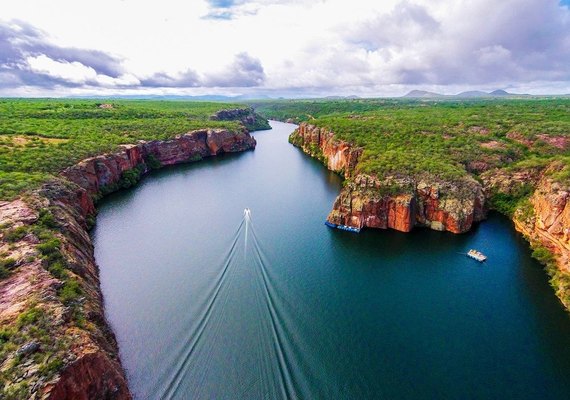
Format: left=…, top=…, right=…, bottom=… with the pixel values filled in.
left=0, top=128, right=256, bottom=399
left=291, top=122, right=569, bottom=310
left=482, top=165, right=570, bottom=309
left=290, top=123, right=485, bottom=233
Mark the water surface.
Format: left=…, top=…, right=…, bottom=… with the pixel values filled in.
left=93, top=121, right=570, bottom=399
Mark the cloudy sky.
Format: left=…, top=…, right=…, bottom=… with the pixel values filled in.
left=1, top=0, right=569, bottom=97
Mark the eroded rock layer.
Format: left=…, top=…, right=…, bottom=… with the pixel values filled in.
left=0, top=128, right=256, bottom=399
left=482, top=165, right=570, bottom=309
left=291, top=122, right=569, bottom=310
left=290, top=123, right=485, bottom=233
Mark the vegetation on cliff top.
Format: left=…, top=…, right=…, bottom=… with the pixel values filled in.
left=0, top=100, right=269, bottom=397
left=255, top=98, right=569, bottom=189
left=0, top=99, right=263, bottom=200
left=256, top=97, right=570, bottom=310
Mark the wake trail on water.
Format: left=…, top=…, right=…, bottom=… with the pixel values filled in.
left=157, top=219, right=244, bottom=399
left=157, top=210, right=332, bottom=399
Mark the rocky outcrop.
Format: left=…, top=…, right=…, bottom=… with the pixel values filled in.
left=327, top=174, right=485, bottom=234
left=210, top=107, right=271, bottom=131
left=521, top=175, right=570, bottom=267
left=62, top=129, right=256, bottom=216
left=0, top=128, right=256, bottom=399
left=289, top=123, right=362, bottom=177
left=290, top=123, right=485, bottom=233
left=46, top=353, right=130, bottom=400
left=483, top=164, right=570, bottom=309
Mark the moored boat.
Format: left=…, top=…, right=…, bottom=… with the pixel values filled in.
left=337, top=224, right=361, bottom=233
left=467, top=249, right=487, bottom=262
left=324, top=221, right=361, bottom=233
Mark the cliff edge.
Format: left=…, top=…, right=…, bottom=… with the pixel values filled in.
left=290, top=123, right=485, bottom=234
left=482, top=163, right=570, bottom=309
left=0, top=128, right=256, bottom=399
left=290, top=122, right=570, bottom=311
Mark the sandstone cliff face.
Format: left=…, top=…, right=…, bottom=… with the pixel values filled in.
left=326, top=174, right=485, bottom=234
left=290, top=123, right=362, bottom=178
left=482, top=166, right=570, bottom=309
left=523, top=176, right=570, bottom=269
left=290, top=123, right=485, bottom=233
left=62, top=129, right=256, bottom=218
left=0, top=128, right=256, bottom=399
left=210, top=107, right=271, bottom=131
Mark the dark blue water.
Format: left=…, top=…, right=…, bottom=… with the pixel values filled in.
left=92, top=121, right=570, bottom=399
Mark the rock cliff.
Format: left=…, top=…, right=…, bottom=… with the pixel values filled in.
left=0, top=128, right=256, bottom=399
left=291, top=122, right=570, bottom=310
left=289, top=123, right=361, bottom=178
left=210, top=107, right=271, bottom=131
left=290, top=123, right=485, bottom=233
left=62, top=128, right=256, bottom=215
left=482, top=164, right=570, bottom=309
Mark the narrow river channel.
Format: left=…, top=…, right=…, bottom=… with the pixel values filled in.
left=92, top=121, right=570, bottom=399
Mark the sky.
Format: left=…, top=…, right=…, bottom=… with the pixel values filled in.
left=1, top=0, right=569, bottom=97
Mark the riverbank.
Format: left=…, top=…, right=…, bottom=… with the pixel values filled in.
left=92, top=120, right=570, bottom=399
left=289, top=121, right=570, bottom=311
left=0, top=125, right=257, bottom=398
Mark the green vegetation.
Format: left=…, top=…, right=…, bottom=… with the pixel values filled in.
left=532, top=244, right=570, bottom=309
left=488, top=183, right=535, bottom=217
left=0, top=258, right=16, bottom=279
left=0, top=99, right=260, bottom=200
left=255, top=97, right=570, bottom=310
left=1, top=302, right=67, bottom=398
left=254, top=98, right=569, bottom=185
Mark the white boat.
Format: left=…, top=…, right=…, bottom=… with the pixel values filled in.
left=467, top=249, right=487, bottom=262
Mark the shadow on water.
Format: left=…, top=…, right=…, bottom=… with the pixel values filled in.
left=93, top=121, right=570, bottom=400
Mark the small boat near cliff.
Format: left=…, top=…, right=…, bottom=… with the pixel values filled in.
left=467, top=249, right=487, bottom=262
left=325, top=221, right=361, bottom=233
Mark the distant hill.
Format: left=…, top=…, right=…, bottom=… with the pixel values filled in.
left=490, top=89, right=510, bottom=96
left=456, top=90, right=489, bottom=98
left=403, top=90, right=444, bottom=98
left=323, top=95, right=361, bottom=100
left=403, top=89, right=521, bottom=98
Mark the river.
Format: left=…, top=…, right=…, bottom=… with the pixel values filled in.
left=92, top=121, right=570, bottom=399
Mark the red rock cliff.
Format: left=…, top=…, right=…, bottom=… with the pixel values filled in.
left=289, top=123, right=362, bottom=178
left=290, top=123, right=485, bottom=233
left=482, top=164, right=570, bottom=309
left=0, top=128, right=255, bottom=399
left=62, top=129, right=256, bottom=218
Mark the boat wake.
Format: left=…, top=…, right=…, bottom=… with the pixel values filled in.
left=153, top=209, right=329, bottom=400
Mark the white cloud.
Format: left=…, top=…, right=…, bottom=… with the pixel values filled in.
left=1, top=0, right=569, bottom=96
left=25, top=55, right=140, bottom=87
left=26, top=55, right=97, bottom=84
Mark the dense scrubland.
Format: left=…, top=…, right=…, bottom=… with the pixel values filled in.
left=0, top=99, right=267, bottom=200
left=252, top=97, right=570, bottom=308
left=0, top=99, right=268, bottom=398
left=252, top=98, right=570, bottom=204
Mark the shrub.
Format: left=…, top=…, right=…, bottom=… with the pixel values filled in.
left=16, top=307, right=44, bottom=328
left=59, top=279, right=82, bottom=304
left=4, top=226, right=28, bottom=242
left=0, top=328, right=14, bottom=345
left=145, top=154, right=162, bottom=169
left=38, top=209, right=57, bottom=229
left=119, top=164, right=145, bottom=189
left=532, top=246, right=556, bottom=265
left=0, top=257, right=16, bottom=270
left=47, top=260, right=68, bottom=280
left=37, top=238, right=61, bottom=256
left=39, top=358, right=64, bottom=376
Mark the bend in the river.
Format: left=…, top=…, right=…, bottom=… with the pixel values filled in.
left=93, top=121, right=570, bottom=399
